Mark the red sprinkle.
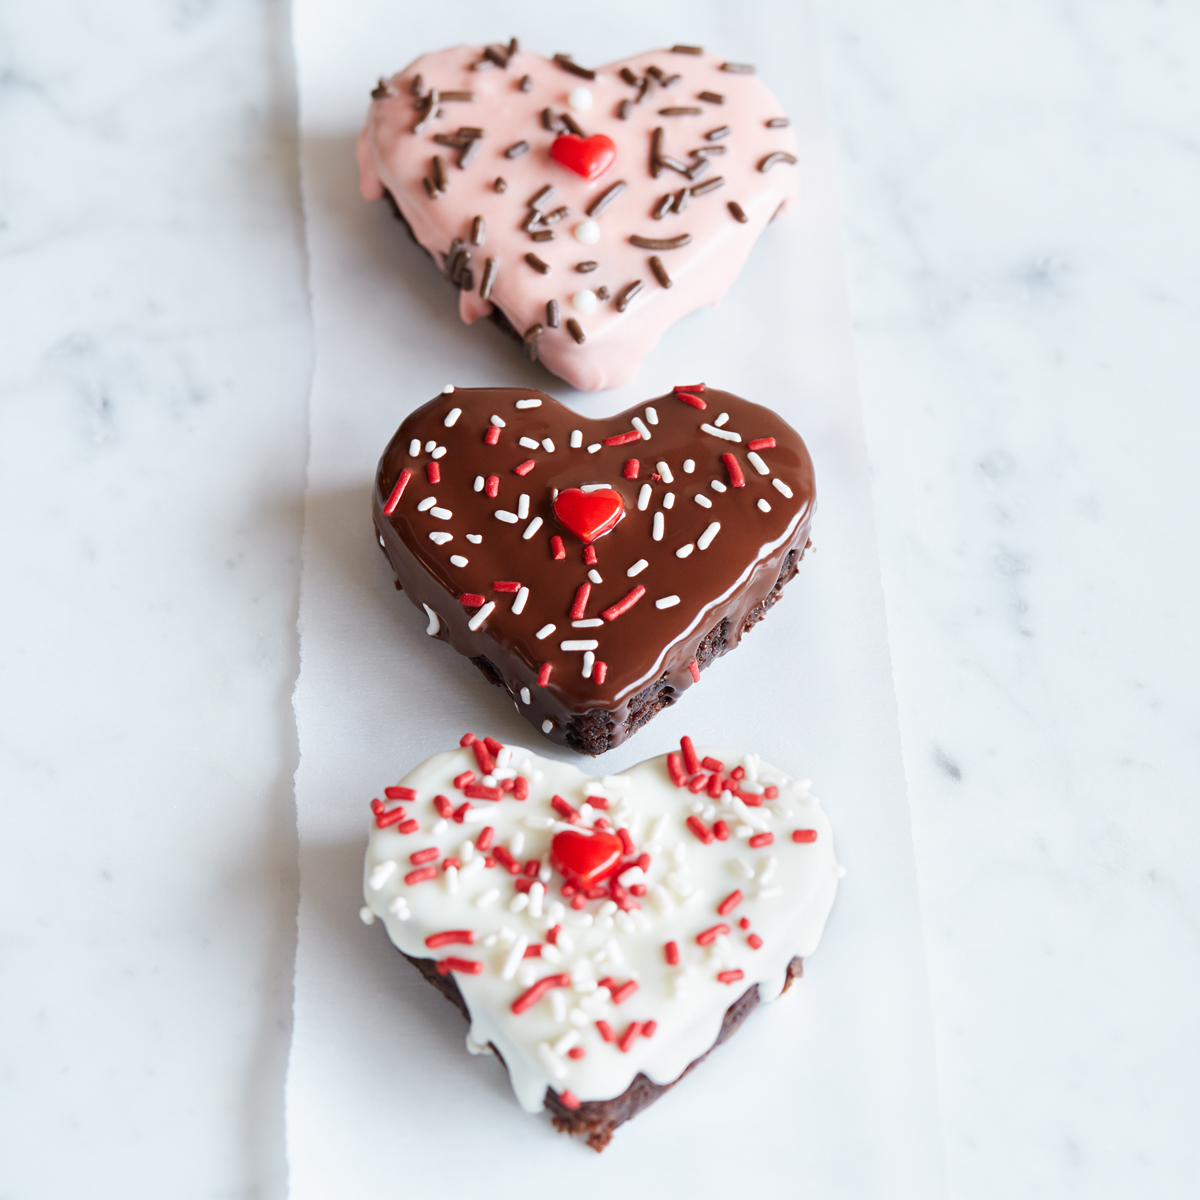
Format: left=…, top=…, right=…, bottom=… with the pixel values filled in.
left=749, top=832, right=774, bottom=848
left=717, top=969, right=745, bottom=985
left=712, top=819, right=730, bottom=840
left=686, top=815, right=714, bottom=844
left=566, top=1047, right=585, bottom=1060
left=706, top=772, right=724, bottom=799
left=596, top=1020, right=615, bottom=1043
left=425, top=930, right=475, bottom=948
left=701, top=756, right=724, bottom=773
left=687, top=659, right=701, bottom=682
left=792, top=829, right=818, bottom=843
left=664, top=940, right=680, bottom=966
left=452, top=803, right=471, bottom=824
left=610, top=980, right=638, bottom=1005
left=453, top=770, right=476, bottom=789
left=485, top=474, right=500, bottom=497
left=642, top=1020, right=657, bottom=1038
left=513, top=459, right=535, bottom=476
left=674, top=391, right=706, bottom=410
left=748, top=437, right=776, bottom=451
left=747, top=934, right=763, bottom=950
left=493, top=581, right=521, bottom=592
left=603, top=430, right=641, bottom=446
left=434, top=794, right=455, bottom=818
left=739, top=917, right=751, bottom=930
left=436, top=957, right=483, bottom=975
left=601, top=585, right=646, bottom=621
left=426, top=461, right=440, bottom=485
left=483, top=736, right=503, bottom=757
left=583, top=544, right=598, bottom=565
left=570, top=893, right=587, bottom=909
left=687, top=774, right=707, bottom=794
left=721, top=452, right=746, bottom=488
left=475, top=826, right=494, bottom=851
left=550, top=536, right=566, bottom=560
left=384, top=786, right=416, bottom=801
left=560, top=1089, right=581, bottom=1109
left=570, top=581, right=592, bottom=619
left=464, top=783, right=502, bottom=802
left=696, top=923, right=730, bottom=946
left=404, top=866, right=438, bottom=885
left=593, top=660, right=608, bottom=685
left=666, top=752, right=687, bottom=787
left=513, top=876, right=532, bottom=893
left=410, top=847, right=440, bottom=865
left=717, top=889, right=744, bottom=916
left=537, top=662, right=553, bottom=687
left=550, top=795, right=579, bottom=822
left=623, top=458, right=640, bottom=479
left=459, top=733, right=477, bottom=747
left=674, top=382, right=705, bottom=393
left=764, top=786, right=779, bottom=799
left=730, top=766, right=745, bottom=781
left=511, top=973, right=571, bottom=1015
left=484, top=424, right=501, bottom=445
left=523, top=944, right=542, bottom=958
left=492, top=846, right=521, bottom=874
left=617, top=827, right=635, bottom=855
left=375, top=806, right=408, bottom=828
left=680, top=736, right=701, bottom=775
left=618, top=1022, right=642, bottom=1053
left=636, top=853, right=651, bottom=871
left=546, top=924, right=561, bottom=944
left=514, top=776, right=529, bottom=800
left=397, top=819, right=419, bottom=835
left=459, top=593, right=486, bottom=608
left=382, top=469, right=412, bottom=515
left=442, top=857, right=461, bottom=871
left=484, top=855, right=496, bottom=869
left=471, top=740, right=496, bottom=775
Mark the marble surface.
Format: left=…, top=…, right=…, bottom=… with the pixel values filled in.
left=1, top=0, right=1197, bottom=1197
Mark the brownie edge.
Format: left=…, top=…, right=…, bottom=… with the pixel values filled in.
left=398, top=946, right=804, bottom=1151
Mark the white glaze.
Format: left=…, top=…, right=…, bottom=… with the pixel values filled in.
left=363, top=742, right=839, bottom=1112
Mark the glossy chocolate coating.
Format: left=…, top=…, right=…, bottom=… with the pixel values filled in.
left=372, top=386, right=815, bottom=752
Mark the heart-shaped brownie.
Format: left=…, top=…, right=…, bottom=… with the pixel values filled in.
left=372, top=384, right=816, bottom=755
left=358, top=42, right=799, bottom=391
left=359, top=734, right=840, bottom=1149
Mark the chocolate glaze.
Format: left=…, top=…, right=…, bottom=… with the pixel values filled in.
left=372, top=386, right=815, bottom=753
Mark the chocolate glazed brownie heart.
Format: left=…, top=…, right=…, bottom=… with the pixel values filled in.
left=358, top=43, right=799, bottom=391
left=372, top=384, right=815, bottom=754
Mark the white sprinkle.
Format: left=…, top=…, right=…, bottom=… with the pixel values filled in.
left=694, top=494, right=712, bottom=508
left=683, top=458, right=695, bottom=473
left=444, top=865, right=458, bottom=895
left=444, top=407, right=462, bottom=427
left=637, top=484, right=652, bottom=511
left=541, top=943, right=562, bottom=964
left=422, top=603, right=440, bottom=635
left=542, top=719, right=554, bottom=733
left=515, top=398, right=543, bottom=409
left=428, top=531, right=453, bottom=545
left=570, top=429, right=583, bottom=448
left=368, top=861, right=397, bottom=890
left=517, top=493, right=530, bottom=519
left=508, top=891, right=529, bottom=913
left=536, top=624, right=556, bottom=639
left=432, top=445, right=447, bottom=459
left=574, top=218, right=601, bottom=245
left=582, top=651, right=595, bottom=678
left=468, top=601, right=495, bottom=631
left=560, top=639, right=599, bottom=651
left=580, top=483, right=610, bottom=492
left=417, top=496, right=437, bottom=512
left=757, top=886, right=783, bottom=901
left=490, top=414, right=506, bottom=427
left=646, top=406, right=659, bottom=426
left=473, top=475, right=484, bottom=492
left=710, top=480, right=727, bottom=493
left=542, top=438, right=555, bottom=453
left=757, top=498, right=772, bottom=513
left=461, top=856, right=485, bottom=880
left=656, top=461, right=674, bottom=483
left=631, top=416, right=651, bottom=440
left=572, top=618, right=603, bottom=628
left=587, top=443, right=602, bottom=454
left=652, top=512, right=665, bottom=541
left=674, top=543, right=693, bottom=559
left=567, top=84, right=593, bottom=112
left=663, top=492, right=675, bottom=509
left=519, top=436, right=540, bottom=450
left=520, top=686, right=531, bottom=705
left=387, top=896, right=410, bottom=919
left=442, top=384, right=455, bottom=393
left=518, top=961, right=538, bottom=986
left=449, top=554, right=468, bottom=567
left=714, top=412, right=730, bottom=427
left=697, top=522, right=721, bottom=550
left=656, top=595, right=680, bottom=609
left=522, top=516, right=543, bottom=540
left=513, top=586, right=529, bottom=615
left=460, top=839, right=475, bottom=862
left=466, top=533, right=482, bottom=543
left=747, top=451, right=770, bottom=475
left=627, top=559, right=649, bottom=577
left=503, top=935, right=529, bottom=980
left=431, top=505, right=453, bottom=518
left=701, top=423, right=741, bottom=442
left=425, top=440, right=436, bottom=452
left=772, top=478, right=794, bottom=498
left=495, top=510, right=518, bottom=523
left=528, top=880, right=544, bottom=917
left=476, top=888, right=500, bottom=909
left=359, top=905, right=375, bottom=925
left=378, top=533, right=385, bottom=548
left=409, top=438, right=421, bottom=456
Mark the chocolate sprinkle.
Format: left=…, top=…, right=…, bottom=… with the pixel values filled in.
left=617, top=99, right=633, bottom=121
left=690, top=175, right=725, bottom=197
left=691, top=145, right=727, bottom=157
left=509, top=37, right=519, bottom=56
left=530, top=229, right=555, bottom=242
left=659, top=155, right=691, bottom=174
left=483, top=44, right=509, bottom=69
left=659, top=106, right=702, bottom=116
left=636, top=77, right=652, bottom=104
left=706, top=126, right=731, bottom=141
left=519, top=74, right=533, bottom=92
left=479, top=257, right=498, bottom=299
left=529, top=185, right=556, bottom=210
left=459, top=266, right=474, bottom=292
left=766, top=117, right=790, bottom=128
left=432, top=155, right=448, bottom=192
left=457, top=138, right=481, bottom=169
left=758, top=151, right=798, bottom=172
left=546, top=299, right=560, bottom=328
left=523, top=322, right=543, bottom=341
left=542, top=107, right=560, bottom=132
left=521, top=210, right=542, bottom=233
left=494, top=177, right=507, bottom=193
left=630, top=233, right=692, bottom=250
left=662, top=74, right=682, bottom=88
left=671, top=44, right=704, bottom=54
left=440, top=90, right=474, bottom=101
left=575, top=261, right=599, bottom=273
left=652, top=194, right=673, bottom=220
left=523, top=323, right=543, bottom=361
left=620, top=67, right=640, bottom=87
left=432, top=133, right=468, bottom=148
left=615, top=280, right=643, bottom=312
left=673, top=187, right=689, bottom=215
left=587, top=180, right=627, bottom=218
left=566, top=318, right=586, bottom=344
left=649, top=256, right=673, bottom=288
left=686, top=158, right=711, bottom=181
left=649, top=127, right=664, bottom=178
left=541, top=206, right=570, bottom=225
left=728, top=201, right=748, bottom=223
left=422, top=177, right=437, bottom=199
left=596, top=285, right=610, bottom=300
left=525, top=253, right=551, bottom=274
left=371, top=80, right=391, bottom=100
left=411, top=74, right=423, bottom=97
left=560, top=112, right=587, bottom=138
left=505, top=140, right=531, bottom=158
left=698, top=91, right=724, bottom=104
left=646, top=65, right=666, bottom=83
left=554, top=54, right=596, bottom=81
left=720, top=62, right=755, bottom=74
left=471, top=215, right=485, bottom=245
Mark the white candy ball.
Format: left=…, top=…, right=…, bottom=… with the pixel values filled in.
left=573, top=219, right=601, bottom=245
left=572, top=289, right=598, bottom=314
left=567, top=86, right=594, bottom=112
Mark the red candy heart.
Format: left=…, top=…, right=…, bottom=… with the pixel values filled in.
left=553, top=487, right=624, bottom=544
left=549, top=133, right=617, bottom=182
left=551, top=828, right=624, bottom=889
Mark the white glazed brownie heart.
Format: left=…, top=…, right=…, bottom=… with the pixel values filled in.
left=357, top=42, right=799, bottom=391
left=360, top=732, right=840, bottom=1150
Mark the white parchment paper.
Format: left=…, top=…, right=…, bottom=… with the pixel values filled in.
left=288, top=3, right=947, bottom=1195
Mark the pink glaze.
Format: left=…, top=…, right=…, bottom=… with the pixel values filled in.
left=358, top=46, right=800, bottom=392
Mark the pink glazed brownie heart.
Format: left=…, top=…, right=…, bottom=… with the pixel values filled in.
left=358, top=42, right=799, bottom=391
left=372, top=384, right=816, bottom=755
left=359, top=733, right=841, bottom=1150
